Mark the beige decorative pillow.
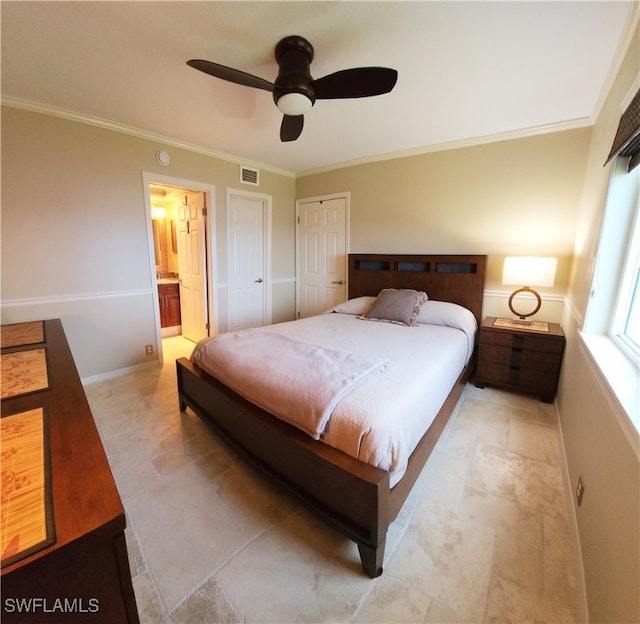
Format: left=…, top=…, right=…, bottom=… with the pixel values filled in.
left=360, top=289, right=428, bottom=326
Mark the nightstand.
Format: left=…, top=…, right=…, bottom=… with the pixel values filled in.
left=475, top=316, right=565, bottom=402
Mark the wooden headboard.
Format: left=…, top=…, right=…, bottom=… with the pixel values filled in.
left=348, top=254, right=487, bottom=325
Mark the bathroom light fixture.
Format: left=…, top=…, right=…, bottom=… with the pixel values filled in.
left=502, top=256, right=557, bottom=322
left=151, top=205, right=166, bottom=220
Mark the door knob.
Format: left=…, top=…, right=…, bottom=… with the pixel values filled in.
left=254, top=278, right=264, bottom=283
left=332, top=280, right=344, bottom=285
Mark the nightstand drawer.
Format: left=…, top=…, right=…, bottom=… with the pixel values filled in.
left=476, top=360, right=558, bottom=395
left=478, top=343, right=561, bottom=372
left=477, top=344, right=512, bottom=363
left=520, top=335, right=564, bottom=355
left=517, top=369, right=558, bottom=394
left=478, top=331, right=514, bottom=348
left=480, top=330, right=563, bottom=355
left=475, top=359, right=511, bottom=383
left=517, top=350, right=562, bottom=372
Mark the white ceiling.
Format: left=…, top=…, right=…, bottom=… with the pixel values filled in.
left=1, top=1, right=634, bottom=174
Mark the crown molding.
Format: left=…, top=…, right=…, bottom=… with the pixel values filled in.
left=0, top=93, right=610, bottom=181
left=297, top=117, right=594, bottom=178
left=590, top=2, right=640, bottom=122
left=1, top=97, right=296, bottom=179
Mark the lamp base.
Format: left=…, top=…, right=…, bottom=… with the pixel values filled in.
left=508, top=286, right=542, bottom=320
left=511, top=317, right=532, bottom=324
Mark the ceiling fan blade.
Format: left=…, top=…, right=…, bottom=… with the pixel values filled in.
left=187, top=59, right=274, bottom=92
left=280, top=115, right=304, bottom=142
left=313, top=67, right=398, bottom=99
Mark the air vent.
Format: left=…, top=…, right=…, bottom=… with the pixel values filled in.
left=240, top=166, right=259, bottom=186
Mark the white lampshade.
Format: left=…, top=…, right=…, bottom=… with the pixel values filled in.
left=502, top=256, right=557, bottom=287
left=276, top=92, right=313, bottom=116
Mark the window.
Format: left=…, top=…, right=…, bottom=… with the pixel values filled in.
left=612, top=194, right=640, bottom=360
left=582, top=87, right=640, bottom=442
left=582, top=156, right=639, bottom=441
left=580, top=83, right=640, bottom=448
left=604, top=86, right=640, bottom=364
left=587, top=86, right=640, bottom=360
left=585, top=156, right=639, bottom=347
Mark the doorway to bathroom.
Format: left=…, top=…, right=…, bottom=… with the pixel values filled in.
left=143, top=172, right=216, bottom=364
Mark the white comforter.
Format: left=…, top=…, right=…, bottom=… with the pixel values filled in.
left=191, top=300, right=476, bottom=485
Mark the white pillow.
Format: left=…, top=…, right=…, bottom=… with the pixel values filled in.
left=417, top=300, right=476, bottom=330
left=325, top=296, right=377, bottom=315
left=417, top=300, right=477, bottom=359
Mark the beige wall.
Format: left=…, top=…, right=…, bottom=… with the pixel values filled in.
left=296, top=128, right=591, bottom=322
left=558, top=20, right=639, bottom=624
left=1, top=107, right=297, bottom=378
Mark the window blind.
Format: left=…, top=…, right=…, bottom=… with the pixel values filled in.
left=605, top=88, right=640, bottom=172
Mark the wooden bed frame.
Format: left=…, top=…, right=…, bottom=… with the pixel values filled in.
left=176, top=253, right=486, bottom=577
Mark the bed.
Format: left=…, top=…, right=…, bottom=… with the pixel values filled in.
left=176, top=253, right=486, bottom=577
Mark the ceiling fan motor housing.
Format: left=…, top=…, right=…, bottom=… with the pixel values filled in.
left=187, top=34, right=398, bottom=141
left=273, top=35, right=316, bottom=109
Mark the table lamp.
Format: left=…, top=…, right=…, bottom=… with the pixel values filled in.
left=502, top=256, right=557, bottom=323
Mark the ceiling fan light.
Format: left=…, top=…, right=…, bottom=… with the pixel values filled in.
left=276, top=92, right=313, bottom=116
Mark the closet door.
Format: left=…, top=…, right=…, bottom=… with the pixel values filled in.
left=227, top=189, right=272, bottom=331
left=296, top=194, right=348, bottom=318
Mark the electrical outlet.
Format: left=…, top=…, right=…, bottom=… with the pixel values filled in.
left=145, top=344, right=154, bottom=356
left=576, top=476, right=585, bottom=506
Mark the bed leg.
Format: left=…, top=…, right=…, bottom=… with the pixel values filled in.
left=358, top=539, right=385, bottom=578
left=178, top=394, right=187, bottom=412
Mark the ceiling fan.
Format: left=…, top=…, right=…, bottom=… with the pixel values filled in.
left=187, top=35, right=398, bottom=142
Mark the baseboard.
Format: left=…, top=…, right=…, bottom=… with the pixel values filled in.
left=81, top=360, right=157, bottom=386
left=161, top=325, right=182, bottom=338
left=555, top=401, right=590, bottom=623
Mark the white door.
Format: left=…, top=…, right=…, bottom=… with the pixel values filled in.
left=296, top=193, right=348, bottom=318
left=176, top=191, right=208, bottom=342
left=227, top=190, right=271, bottom=331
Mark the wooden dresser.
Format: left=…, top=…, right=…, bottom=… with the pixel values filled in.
left=1, top=319, right=139, bottom=623
left=475, top=316, right=566, bottom=402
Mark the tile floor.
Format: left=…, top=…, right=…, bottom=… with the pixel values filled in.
left=84, top=336, right=583, bottom=624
